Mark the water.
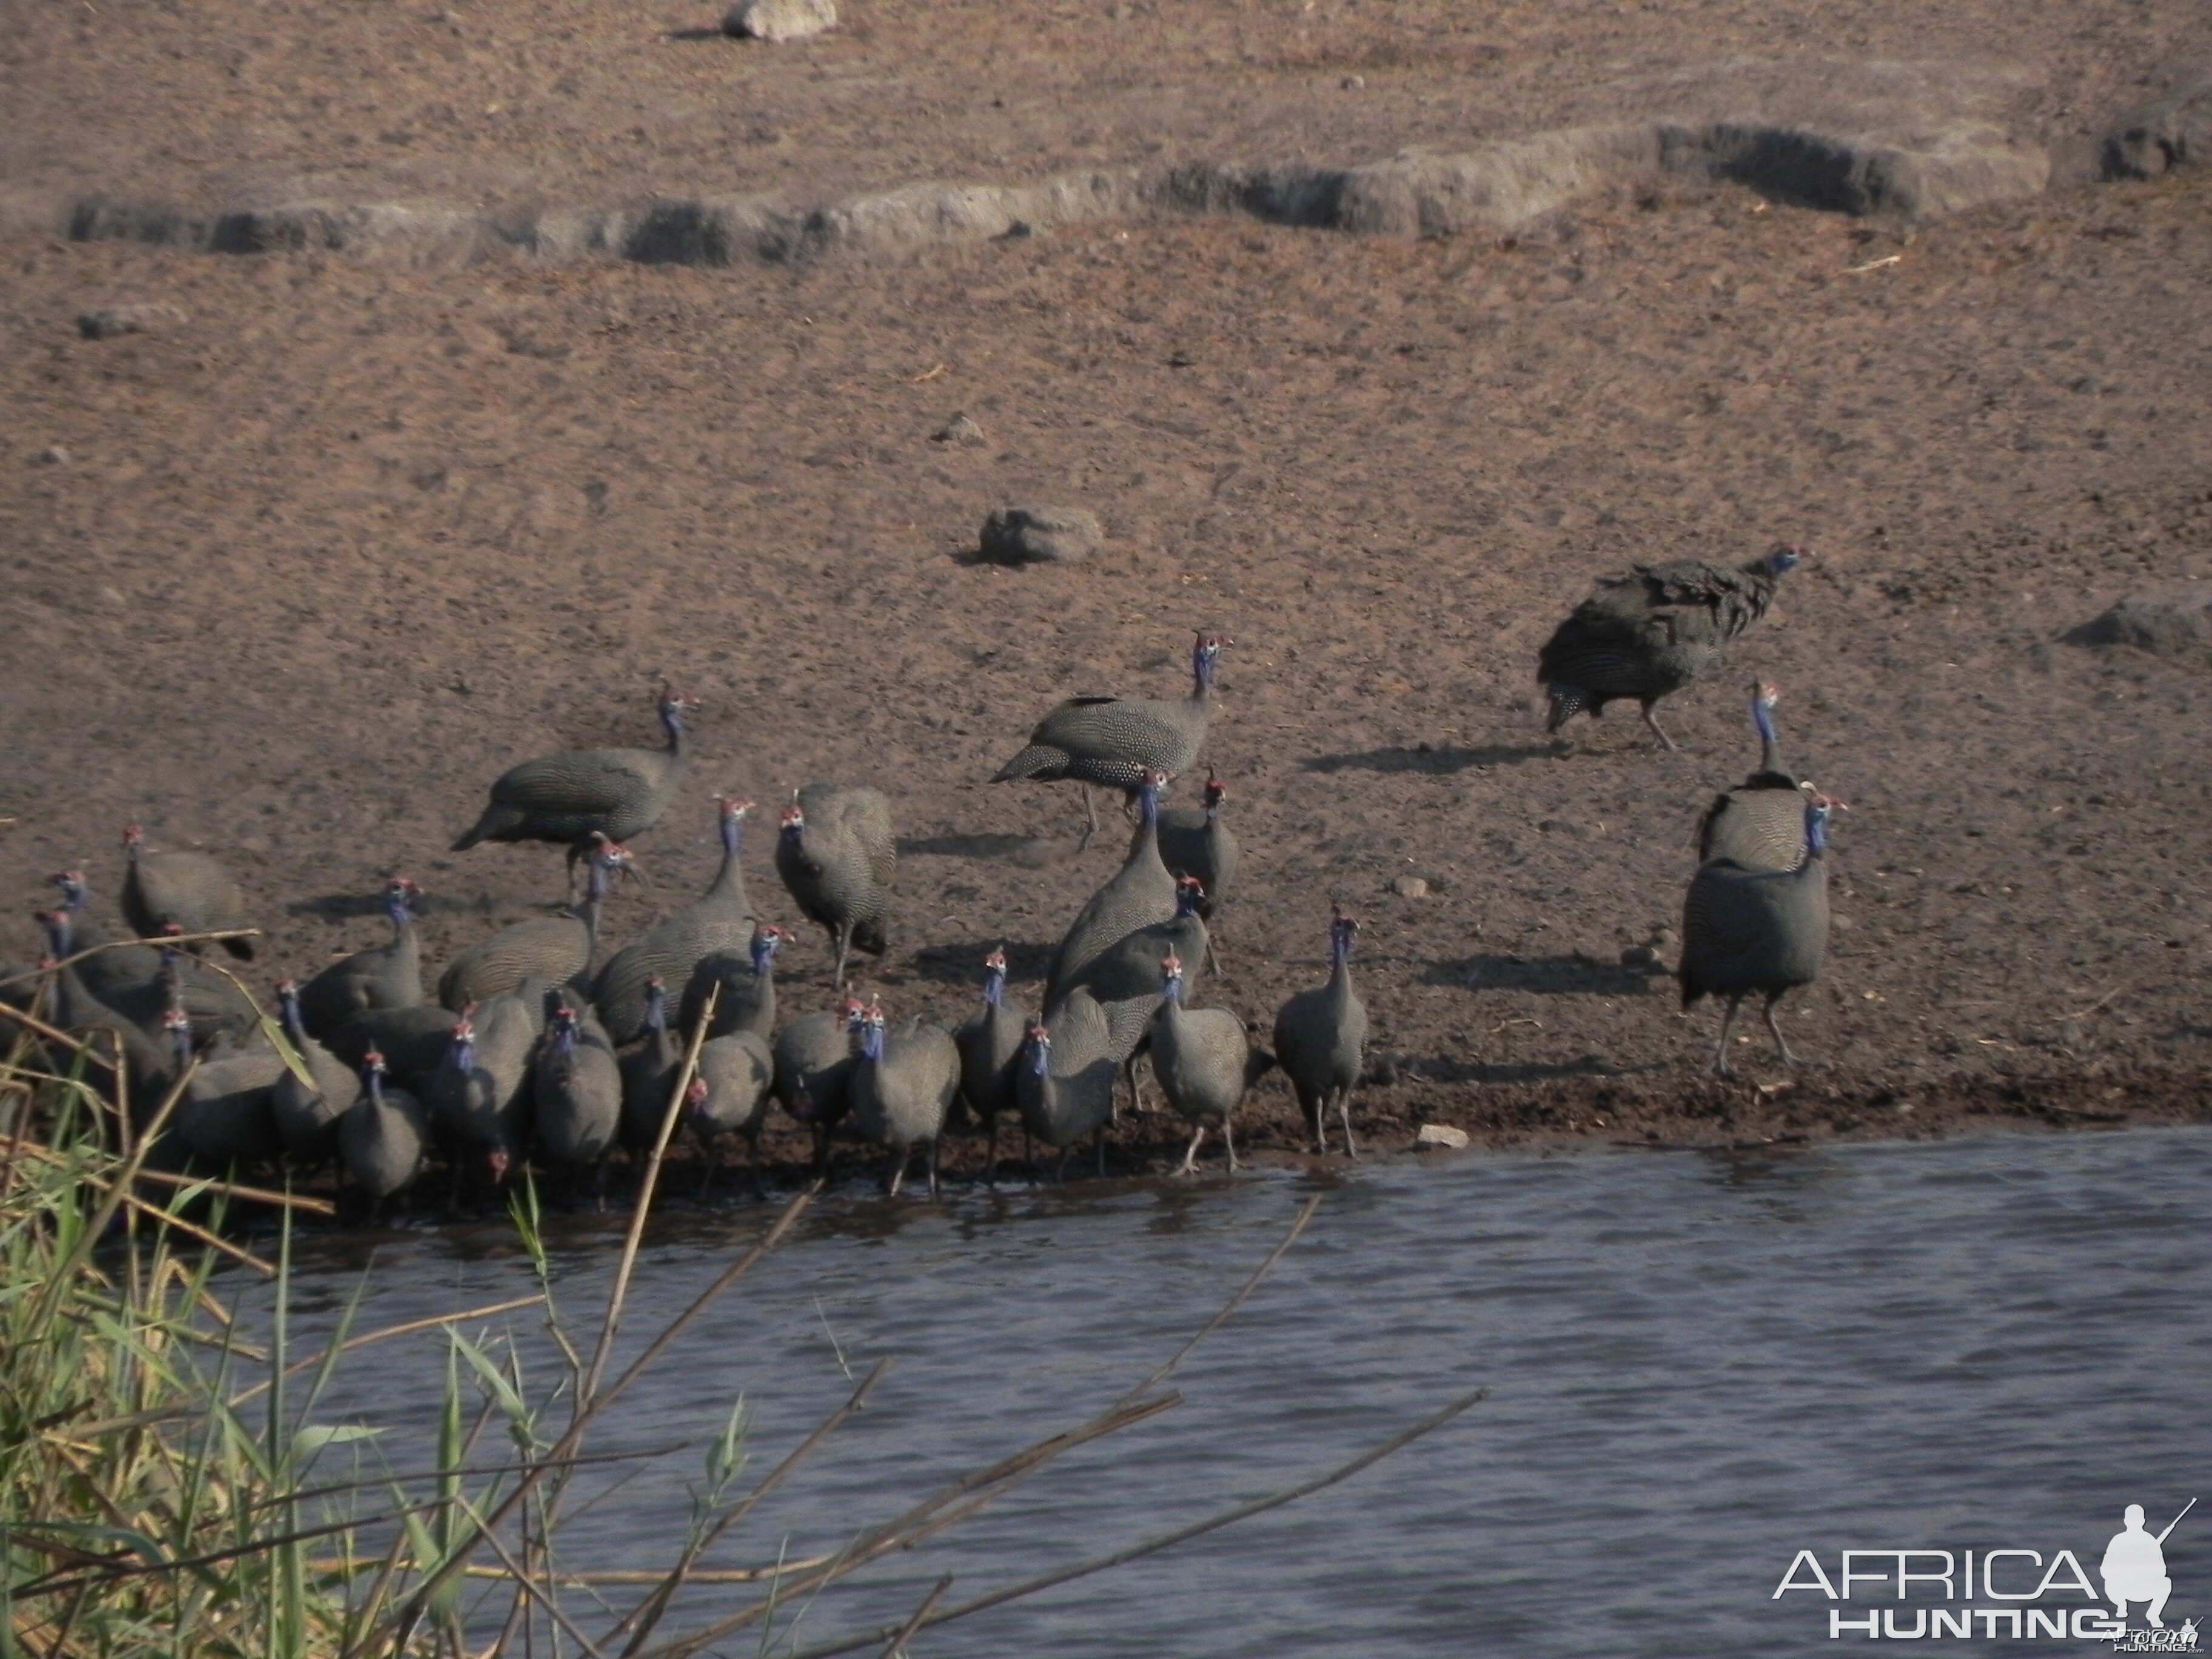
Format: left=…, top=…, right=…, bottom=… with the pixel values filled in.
left=252, top=1127, right=2212, bottom=1657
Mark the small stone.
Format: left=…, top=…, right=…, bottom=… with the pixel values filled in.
left=1416, top=1123, right=1470, bottom=1150
left=1620, top=943, right=1658, bottom=969
left=97, top=585, right=125, bottom=606
left=932, top=413, right=986, bottom=446
left=37, top=445, right=69, bottom=466
left=978, top=504, right=1102, bottom=566
left=77, top=303, right=187, bottom=340
left=1341, top=73, right=1365, bottom=90
left=1389, top=874, right=1429, bottom=899
left=723, top=0, right=836, bottom=41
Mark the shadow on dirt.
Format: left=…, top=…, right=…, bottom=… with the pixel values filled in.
left=1300, top=742, right=1555, bottom=774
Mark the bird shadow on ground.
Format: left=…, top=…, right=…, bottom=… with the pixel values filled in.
left=1421, top=953, right=1666, bottom=997
left=905, top=938, right=1056, bottom=989
left=1299, top=742, right=1555, bottom=775
left=665, top=25, right=726, bottom=40
left=899, top=832, right=1090, bottom=869
left=285, top=891, right=491, bottom=922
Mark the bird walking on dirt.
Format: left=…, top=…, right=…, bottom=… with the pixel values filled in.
left=1680, top=794, right=1835, bottom=1074
left=453, top=685, right=698, bottom=888
left=774, top=785, right=894, bottom=991
left=121, top=825, right=256, bottom=959
left=298, top=878, right=424, bottom=1039
left=1273, top=909, right=1368, bottom=1158
left=1148, top=952, right=1272, bottom=1175
left=1046, top=769, right=1176, bottom=1002
left=1538, top=546, right=1805, bottom=749
left=995, top=632, right=1230, bottom=848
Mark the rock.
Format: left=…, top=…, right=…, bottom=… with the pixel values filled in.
left=36, top=445, right=69, bottom=466
left=1620, top=943, right=1660, bottom=970
left=978, top=504, right=1101, bottom=566
left=77, top=303, right=187, bottom=340
left=1416, top=1123, right=1469, bottom=1150
left=2064, top=583, right=2212, bottom=657
left=722, top=0, right=836, bottom=42
left=1389, top=874, right=1430, bottom=899
left=2101, top=69, right=2212, bottom=179
left=932, top=413, right=986, bottom=446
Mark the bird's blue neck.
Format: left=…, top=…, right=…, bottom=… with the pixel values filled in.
left=1191, top=645, right=1215, bottom=692
left=752, top=938, right=777, bottom=978
left=1030, top=1037, right=1051, bottom=1076
left=1806, top=808, right=1829, bottom=856
left=983, top=970, right=1004, bottom=1008
left=363, top=1065, right=385, bottom=1103
left=554, top=1022, right=577, bottom=1057
left=43, top=913, right=71, bottom=960
left=1330, top=928, right=1352, bottom=968
left=1162, top=973, right=1184, bottom=1005
left=661, top=704, right=684, bottom=749
left=278, top=993, right=306, bottom=1040
left=643, top=991, right=665, bottom=1034
left=1752, top=697, right=1776, bottom=748
left=1138, top=785, right=1159, bottom=827
left=861, top=1021, right=885, bottom=1062
left=449, top=1036, right=477, bottom=1073
left=385, top=891, right=412, bottom=932
left=722, top=813, right=743, bottom=859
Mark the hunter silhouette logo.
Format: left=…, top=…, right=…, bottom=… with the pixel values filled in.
left=1773, top=1497, right=2197, bottom=1644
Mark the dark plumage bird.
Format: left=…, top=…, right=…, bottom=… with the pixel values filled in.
left=50, top=870, right=252, bottom=1030
left=1148, top=951, right=1272, bottom=1175
left=680, top=922, right=791, bottom=1042
left=1051, top=874, right=1210, bottom=1065
left=594, top=796, right=756, bottom=1046
left=1680, top=795, right=1835, bottom=1074
left=438, top=837, right=630, bottom=1010
left=1156, top=766, right=1239, bottom=963
left=994, top=632, right=1230, bottom=846
left=954, top=948, right=1027, bottom=1179
left=688, top=1031, right=775, bottom=1195
left=1696, top=682, right=1811, bottom=872
left=338, top=1050, right=430, bottom=1208
left=1538, top=545, right=1806, bottom=749
left=120, top=825, right=256, bottom=959
left=326, top=1004, right=461, bottom=1090
left=298, top=878, right=424, bottom=1040
left=1045, top=769, right=1176, bottom=1003
left=452, top=685, right=698, bottom=885
left=1016, top=988, right=1121, bottom=1179
left=270, top=978, right=357, bottom=1166
left=774, top=786, right=894, bottom=991
left=1272, top=909, right=1368, bottom=1158
left=173, top=1039, right=286, bottom=1173
left=421, top=997, right=535, bottom=1190
left=771, top=997, right=864, bottom=1175
left=846, top=999, right=960, bottom=1198
left=617, top=977, right=683, bottom=1151
left=532, top=1000, right=623, bottom=1182
left=36, top=910, right=190, bottom=1107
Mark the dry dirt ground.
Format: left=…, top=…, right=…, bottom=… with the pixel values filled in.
left=5, top=0, right=2212, bottom=1191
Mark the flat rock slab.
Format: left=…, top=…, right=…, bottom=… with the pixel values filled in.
left=2066, top=584, right=2212, bottom=657
left=723, top=0, right=836, bottom=42
left=979, top=504, right=1102, bottom=566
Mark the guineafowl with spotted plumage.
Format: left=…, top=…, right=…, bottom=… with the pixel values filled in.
left=1538, top=546, right=1806, bottom=749
left=439, top=837, right=630, bottom=1010
left=297, top=878, right=424, bottom=1039
left=846, top=999, right=959, bottom=1198
left=594, top=796, right=756, bottom=1046
left=1696, top=682, right=1812, bottom=873
left=995, top=633, right=1230, bottom=846
left=120, top=825, right=256, bottom=959
left=1045, top=769, right=1176, bottom=1004
left=1016, top=988, right=1120, bottom=1180
left=453, top=685, right=697, bottom=887
left=1272, top=909, right=1367, bottom=1158
left=954, top=948, right=1027, bottom=1180
left=1680, top=794, right=1835, bottom=1075
left=772, top=997, right=864, bottom=1175
left=774, top=786, right=894, bottom=991
left=1148, top=951, right=1272, bottom=1175
left=1156, top=768, right=1239, bottom=957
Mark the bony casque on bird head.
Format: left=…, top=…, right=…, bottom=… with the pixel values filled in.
left=1159, top=951, right=1185, bottom=997
left=982, top=946, right=1008, bottom=1001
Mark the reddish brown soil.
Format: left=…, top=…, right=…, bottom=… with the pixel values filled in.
left=5, top=1, right=2212, bottom=1186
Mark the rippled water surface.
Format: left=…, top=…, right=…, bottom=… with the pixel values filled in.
left=258, top=1127, right=2212, bottom=1657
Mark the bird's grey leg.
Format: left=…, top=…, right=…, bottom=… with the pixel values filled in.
left=1203, top=933, right=1224, bottom=977
left=1712, top=995, right=1744, bottom=1074
left=927, top=1137, right=940, bottom=1200
left=1338, top=1089, right=1359, bottom=1160
left=1222, top=1116, right=1239, bottom=1173
left=1024, top=1126, right=1037, bottom=1185
left=832, top=925, right=851, bottom=992
left=1639, top=700, right=1678, bottom=751
left=1056, top=1145, right=1072, bottom=1182
left=748, top=1132, right=766, bottom=1199
left=1763, top=994, right=1797, bottom=1067
left=1306, top=1094, right=1326, bottom=1155
left=1178, top=1123, right=1205, bottom=1176
left=1124, top=1053, right=1149, bottom=1115
left=698, top=1141, right=717, bottom=1200
left=1077, top=786, right=1099, bottom=851
left=886, top=1148, right=906, bottom=1198
left=982, top=1115, right=998, bottom=1187
left=1094, top=1122, right=1107, bottom=1179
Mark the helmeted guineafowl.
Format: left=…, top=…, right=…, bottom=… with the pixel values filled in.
left=774, top=785, right=894, bottom=991
left=617, top=976, right=682, bottom=1151
left=338, top=1050, right=430, bottom=1210
left=421, top=997, right=534, bottom=1191
left=1538, top=545, right=1806, bottom=749
left=173, top=1040, right=286, bottom=1174
left=771, top=996, right=864, bottom=1175
left=53, top=870, right=252, bottom=1030
left=1156, top=766, right=1239, bottom=970
left=954, top=947, right=1027, bottom=1181
left=995, top=632, right=1230, bottom=846
left=1016, top=988, right=1121, bottom=1179
left=846, top=998, right=960, bottom=1198
left=120, top=825, right=256, bottom=959
left=1045, top=769, right=1176, bottom=1003
left=689, top=1030, right=775, bottom=1196
left=1695, top=682, right=1812, bottom=872
left=1148, top=951, right=1273, bottom=1175
left=270, top=977, right=357, bottom=1166
left=438, top=836, right=631, bottom=1010
left=680, top=922, right=791, bottom=1042
left=1680, top=795, right=1835, bottom=1074
left=532, top=1000, right=622, bottom=1187
left=298, top=878, right=424, bottom=1040
left=453, top=685, right=698, bottom=886
left=594, top=796, right=756, bottom=1046
left=1272, top=909, right=1368, bottom=1158
left=1052, top=873, right=1210, bottom=1068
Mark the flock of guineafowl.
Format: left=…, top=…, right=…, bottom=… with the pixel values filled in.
left=4, top=541, right=1837, bottom=1213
